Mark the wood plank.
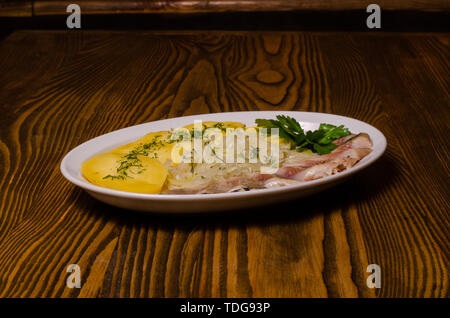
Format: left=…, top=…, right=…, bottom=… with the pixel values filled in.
left=0, top=1, right=32, bottom=17
left=0, top=30, right=447, bottom=297
left=33, top=0, right=450, bottom=16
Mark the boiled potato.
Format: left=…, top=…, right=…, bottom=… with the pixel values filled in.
left=182, top=121, right=245, bottom=131
left=81, top=152, right=168, bottom=194
left=113, top=131, right=175, bottom=165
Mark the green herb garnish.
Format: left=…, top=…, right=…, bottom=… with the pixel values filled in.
left=255, top=115, right=351, bottom=155
left=102, top=134, right=168, bottom=180
left=213, top=122, right=226, bottom=131
left=103, top=174, right=125, bottom=180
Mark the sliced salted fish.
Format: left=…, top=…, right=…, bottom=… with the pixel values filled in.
left=332, top=134, right=356, bottom=146
left=275, top=133, right=372, bottom=181
left=292, top=148, right=372, bottom=181
left=274, top=166, right=307, bottom=180
left=264, top=177, right=300, bottom=188
left=334, top=133, right=372, bottom=150
left=204, top=178, right=266, bottom=194
left=288, top=133, right=372, bottom=168
left=281, top=151, right=318, bottom=167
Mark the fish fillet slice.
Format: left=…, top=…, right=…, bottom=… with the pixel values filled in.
left=275, top=133, right=373, bottom=181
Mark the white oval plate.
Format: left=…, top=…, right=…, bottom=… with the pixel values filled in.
left=61, top=111, right=386, bottom=213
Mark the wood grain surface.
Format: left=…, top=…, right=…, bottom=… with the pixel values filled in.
left=0, top=0, right=32, bottom=17
left=0, top=30, right=448, bottom=298
left=1, top=0, right=449, bottom=17
left=31, top=0, right=450, bottom=15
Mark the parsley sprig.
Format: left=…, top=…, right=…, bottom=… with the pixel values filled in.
left=255, top=115, right=351, bottom=155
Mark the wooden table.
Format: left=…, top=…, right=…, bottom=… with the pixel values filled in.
left=2, top=0, right=449, bottom=17
left=0, top=30, right=448, bottom=298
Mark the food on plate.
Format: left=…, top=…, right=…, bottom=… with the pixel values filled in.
left=81, top=116, right=372, bottom=194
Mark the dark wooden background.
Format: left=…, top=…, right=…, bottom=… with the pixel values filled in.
left=0, top=29, right=448, bottom=297
left=1, top=0, right=449, bottom=17
left=1, top=1, right=449, bottom=38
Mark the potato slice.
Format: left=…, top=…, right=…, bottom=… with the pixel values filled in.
left=113, top=131, right=175, bottom=165
left=182, top=121, right=245, bottom=131
left=81, top=152, right=168, bottom=194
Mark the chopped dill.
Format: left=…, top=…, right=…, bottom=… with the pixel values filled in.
left=103, top=174, right=125, bottom=180
left=102, top=135, right=166, bottom=180
left=213, top=122, right=226, bottom=131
